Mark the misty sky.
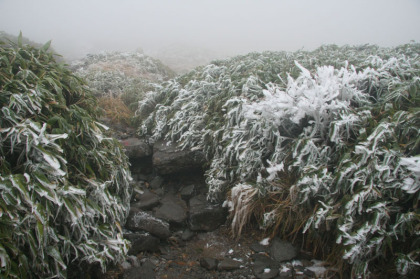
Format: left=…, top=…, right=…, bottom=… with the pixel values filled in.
left=1, top=0, right=419, bottom=60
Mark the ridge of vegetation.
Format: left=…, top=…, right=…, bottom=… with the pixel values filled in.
left=136, top=43, right=420, bottom=277
left=71, top=51, right=176, bottom=110
left=0, top=34, right=132, bottom=278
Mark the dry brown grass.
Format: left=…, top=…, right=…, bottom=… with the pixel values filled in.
left=98, top=96, right=134, bottom=126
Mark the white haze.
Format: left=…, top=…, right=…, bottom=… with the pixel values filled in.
left=1, top=0, right=419, bottom=63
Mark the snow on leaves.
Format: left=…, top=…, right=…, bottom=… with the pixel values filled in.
left=136, top=44, right=420, bottom=276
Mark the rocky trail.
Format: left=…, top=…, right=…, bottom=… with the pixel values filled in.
left=88, top=132, right=337, bottom=279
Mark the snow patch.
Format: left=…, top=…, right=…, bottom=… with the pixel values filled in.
left=259, top=237, right=270, bottom=246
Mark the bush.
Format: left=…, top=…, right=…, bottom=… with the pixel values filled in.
left=136, top=44, right=420, bottom=277
left=71, top=51, right=176, bottom=110
left=0, top=35, right=132, bottom=278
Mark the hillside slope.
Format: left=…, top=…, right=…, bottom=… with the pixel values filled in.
left=135, top=44, right=420, bottom=277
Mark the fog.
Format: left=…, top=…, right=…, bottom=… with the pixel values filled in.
left=1, top=0, right=419, bottom=62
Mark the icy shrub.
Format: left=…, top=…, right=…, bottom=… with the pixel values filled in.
left=71, top=51, right=175, bottom=109
left=0, top=36, right=132, bottom=278
left=136, top=44, right=420, bottom=276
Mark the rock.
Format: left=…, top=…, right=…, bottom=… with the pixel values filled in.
left=252, top=253, right=279, bottom=279
left=269, top=238, right=298, bottom=262
left=254, top=267, right=279, bottom=279
left=200, top=257, right=218, bottom=270
left=123, top=266, right=141, bottom=279
left=131, top=189, right=160, bottom=210
left=124, top=232, right=160, bottom=255
left=278, top=267, right=293, bottom=279
left=126, top=255, right=140, bottom=268
left=180, top=184, right=195, bottom=200
left=154, top=193, right=187, bottom=225
left=181, top=185, right=195, bottom=199
left=120, top=137, right=152, bottom=159
left=124, top=260, right=156, bottom=279
left=250, top=242, right=269, bottom=253
left=217, top=258, right=242, bottom=271
left=152, top=141, right=206, bottom=175
left=125, top=210, right=171, bottom=239
left=181, top=229, right=195, bottom=241
left=150, top=176, right=164, bottom=189
left=189, top=195, right=227, bottom=231
left=121, top=261, right=131, bottom=270
left=140, top=260, right=156, bottom=279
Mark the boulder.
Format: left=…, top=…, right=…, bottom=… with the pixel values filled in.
left=200, top=257, right=218, bottom=271
left=189, top=195, right=227, bottom=231
left=124, top=232, right=160, bottom=255
left=131, top=188, right=160, bottom=210
left=123, top=260, right=155, bottom=279
left=181, top=229, right=195, bottom=241
left=120, top=137, right=152, bottom=159
left=252, top=253, right=279, bottom=279
left=152, top=141, right=206, bottom=175
left=269, top=238, right=298, bottom=262
left=149, top=176, right=164, bottom=189
left=154, top=193, right=188, bottom=225
left=254, top=268, right=279, bottom=279
left=180, top=184, right=195, bottom=200
left=125, top=210, right=171, bottom=239
left=250, top=242, right=270, bottom=253
left=217, top=258, right=242, bottom=271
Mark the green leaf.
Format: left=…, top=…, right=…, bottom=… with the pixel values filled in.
left=17, top=31, right=22, bottom=47
left=41, top=40, right=51, bottom=52
left=46, top=246, right=66, bottom=270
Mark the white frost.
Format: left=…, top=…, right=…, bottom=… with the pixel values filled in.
left=259, top=237, right=270, bottom=246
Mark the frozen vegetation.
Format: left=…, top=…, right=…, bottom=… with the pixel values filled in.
left=0, top=35, right=132, bottom=278
left=1, top=31, right=419, bottom=278
left=136, top=43, right=420, bottom=277
left=71, top=51, right=175, bottom=108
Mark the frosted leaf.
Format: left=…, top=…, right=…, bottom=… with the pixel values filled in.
left=42, top=153, right=65, bottom=177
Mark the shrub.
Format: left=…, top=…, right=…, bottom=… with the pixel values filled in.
left=0, top=34, right=132, bottom=278
left=136, top=43, right=420, bottom=276
left=71, top=51, right=176, bottom=110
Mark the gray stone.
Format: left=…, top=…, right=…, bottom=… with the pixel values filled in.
left=124, top=259, right=156, bottom=279
left=200, top=257, right=218, bottom=270
left=189, top=195, right=227, bottom=231
left=181, top=229, right=195, bottom=241
left=278, top=268, right=293, bottom=279
left=269, top=238, right=298, bottom=262
left=180, top=184, right=195, bottom=200
left=254, top=267, right=279, bottom=279
left=131, top=189, right=160, bottom=210
left=154, top=193, right=187, bottom=225
left=123, top=266, right=141, bottom=279
left=252, top=253, right=279, bottom=279
left=124, top=232, right=160, bottom=255
left=217, top=258, right=242, bottom=271
left=120, top=137, right=152, bottom=159
left=125, top=210, right=171, bottom=239
left=126, top=255, right=140, bottom=268
left=140, top=260, right=156, bottom=278
left=121, top=261, right=131, bottom=270
left=150, top=176, right=164, bottom=190
left=250, top=242, right=269, bottom=253
left=152, top=141, right=206, bottom=175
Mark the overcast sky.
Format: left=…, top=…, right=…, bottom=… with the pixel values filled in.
left=1, top=0, right=419, bottom=60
